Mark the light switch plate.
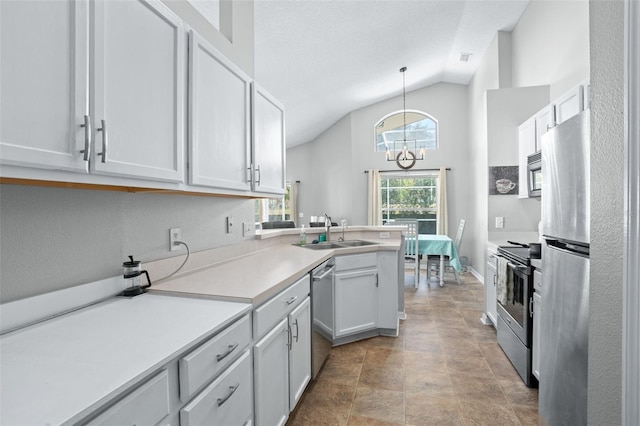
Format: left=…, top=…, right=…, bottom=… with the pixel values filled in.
left=379, top=232, right=391, bottom=239
left=243, top=221, right=254, bottom=237
left=495, top=217, right=504, bottom=229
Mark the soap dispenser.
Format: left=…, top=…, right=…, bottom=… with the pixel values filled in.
left=299, top=225, right=307, bottom=245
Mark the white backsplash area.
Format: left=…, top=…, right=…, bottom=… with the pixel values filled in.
left=0, top=184, right=256, bottom=303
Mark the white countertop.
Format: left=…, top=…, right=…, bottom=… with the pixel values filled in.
left=0, top=293, right=251, bottom=425
left=150, top=240, right=401, bottom=305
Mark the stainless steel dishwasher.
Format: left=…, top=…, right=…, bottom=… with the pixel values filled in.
left=310, top=258, right=334, bottom=379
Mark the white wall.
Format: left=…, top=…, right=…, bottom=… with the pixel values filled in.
left=162, top=0, right=254, bottom=77
left=287, top=83, right=473, bottom=264
left=511, top=0, right=590, bottom=99
left=588, top=0, right=624, bottom=423
left=0, top=185, right=255, bottom=303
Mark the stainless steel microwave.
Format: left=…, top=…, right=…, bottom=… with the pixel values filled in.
left=527, top=151, right=542, bottom=198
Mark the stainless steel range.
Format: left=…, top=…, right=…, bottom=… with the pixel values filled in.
left=495, top=245, right=537, bottom=388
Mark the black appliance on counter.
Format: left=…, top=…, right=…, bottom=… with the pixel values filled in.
left=495, top=245, right=538, bottom=388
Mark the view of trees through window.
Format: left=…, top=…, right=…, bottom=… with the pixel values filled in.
left=381, top=175, right=437, bottom=234
left=255, top=183, right=291, bottom=223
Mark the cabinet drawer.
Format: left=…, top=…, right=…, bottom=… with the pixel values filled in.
left=487, top=249, right=497, bottom=268
left=86, top=370, right=169, bottom=426
left=179, top=314, right=251, bottom=401
left=335, top=253, right=377, bottom=272
left=180, top=350, right=253, bottom=426
left=534, top=269, right=542, bottom=293
left=253, top=274, right=310, bottom=339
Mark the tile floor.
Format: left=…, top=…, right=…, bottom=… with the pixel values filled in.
left=287, top=269, right=539, bottom=426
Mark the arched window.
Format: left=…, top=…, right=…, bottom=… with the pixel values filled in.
left=374, top=110, right=438, bottom=153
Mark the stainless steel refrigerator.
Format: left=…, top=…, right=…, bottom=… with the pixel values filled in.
left=540, top=110, right=590, bottom=426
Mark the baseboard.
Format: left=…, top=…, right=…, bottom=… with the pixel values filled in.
left=468, top=266, right=483, bottom=283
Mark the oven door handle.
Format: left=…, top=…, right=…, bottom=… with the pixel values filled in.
left=529, top=297, right=534, bottom=318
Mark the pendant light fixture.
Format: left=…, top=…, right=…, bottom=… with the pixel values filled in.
left=386, top=66, right=425, bottom=170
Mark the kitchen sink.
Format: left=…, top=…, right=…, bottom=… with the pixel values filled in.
left=293, top=240, right=379, bottom=250
left=293, top=242, right=343, bottom=250
left=335, top=240, right=379, bottom=247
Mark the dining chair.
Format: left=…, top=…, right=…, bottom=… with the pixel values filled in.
left=392, top=219, right=420, bottom=288
left=427, top=219, right=465, bottom=284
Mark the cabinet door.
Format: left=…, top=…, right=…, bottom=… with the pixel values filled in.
left=254, top=318, right=289, bottom=426
left=518, top=117, right=536, bottom=198
left=288, top=297, right=311, bottom=411
left=486, top=256, right=497, bottom=326
left=92, top=0, right=184, bottom=182
left=554, top=85, right=584, bottom=125
left=334, top=269, right=378, bottom=337
left=534, top=104, right=555, bottom=152
left=188, top=30, right=251, bottom=191
left=251, top=84, right=285, bottom=195
left=0, top=0, right=89, bottom=173
left=532, top=291, right=542, bottom=380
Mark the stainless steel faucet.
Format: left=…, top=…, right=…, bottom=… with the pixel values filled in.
left=324, top=213, right=331, bottom=242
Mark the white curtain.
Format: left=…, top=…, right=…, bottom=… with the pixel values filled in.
left=367, top=170, right=382, bottom=225
left=290, top=181, right=298, bottom=226
left=436, top=167, right=448, bottom=235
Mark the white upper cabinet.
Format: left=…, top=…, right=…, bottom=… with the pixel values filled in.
left=554, top=85, right=584, bottom=125
left=0, top=0, right=89, bottom=173
left=188, top=31, right=251, bottom=191
left=1, top=0, right=185, bottom=183
left=252, top=84, right=286, bottom=195
left=91, top=0, right=185, bottom=182
left=534, top=104, right=555, bottom=152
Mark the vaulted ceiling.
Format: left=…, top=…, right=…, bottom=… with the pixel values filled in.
left=254, top=0, right=530, bottom=147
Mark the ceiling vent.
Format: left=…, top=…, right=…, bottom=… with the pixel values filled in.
left=459, top=52, right=473, bottom=62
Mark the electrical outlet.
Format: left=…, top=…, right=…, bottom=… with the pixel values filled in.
left=243, top=221, right=254, bottom=237
left=379, top=232, right=391, bottom=239
left=495, top=217, right=504, bottom=229
left=169, top=228, right=181, bottom=251
left=226, top=216, right=233, bottom=234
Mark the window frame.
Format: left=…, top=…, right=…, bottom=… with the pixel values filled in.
left=380, top=171, right=438, bottom=234
left=374, top=109, right=439, bottom=153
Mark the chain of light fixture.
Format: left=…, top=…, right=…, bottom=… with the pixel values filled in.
left=385, top=66, right=425, bottom=169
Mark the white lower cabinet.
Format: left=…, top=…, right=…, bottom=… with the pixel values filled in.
left=82, top=313, right=253, bottom=426
left=253, top=275, right=311, bottom=426
left=180, top=350, right=253, bottom=426
left=334, top=269, right=378, bottom=337
left=86, top=370, right=170, bottom=426
left=485, top=248, right=498, bottom=326
left=288, top=298, right=311, bottom=410
left=254, top=318, right=290, bottom=426
left=334, top=253, right=378, bottom=338
left=532, top=268, right=542, bottom=381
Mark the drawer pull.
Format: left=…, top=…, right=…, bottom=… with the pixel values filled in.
left=217, top=382, right=240, bottom=407
left=216, top=342, right=239, bottom=362
left=286, top=296, right=298, bottom=305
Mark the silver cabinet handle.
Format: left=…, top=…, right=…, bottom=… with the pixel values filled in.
left=80, top=115, right=91, bottom=161
left=375, top=273, right=379, bottom=287
left=97, top=119, right=107, bottom=163
left=247, top=166, right=253, bottom=183
left=216, top=342, right=239, bottom=362
left=255, top=165, right=261, bottom=186
left=216, top=382, right=240, bottom=407
left=286, top=296, right=298, bottom=305
left=293, top=319, right=299, bottom=343
left=287, top=325, right=292, bottom=350
left=493, top=274, right=497, bottom=286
